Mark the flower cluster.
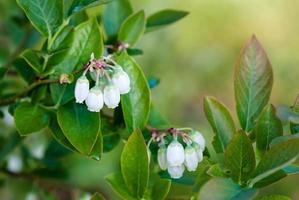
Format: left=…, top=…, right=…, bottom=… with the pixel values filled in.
left=74, top=53, right=130, bottom=112
left=148, top=128, right=205, bottom=179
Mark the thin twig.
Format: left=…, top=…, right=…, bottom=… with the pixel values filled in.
left=0, top=79, right=59, bottom=106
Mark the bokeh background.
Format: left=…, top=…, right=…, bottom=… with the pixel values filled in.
left=1, top=0, right=299, bottom=199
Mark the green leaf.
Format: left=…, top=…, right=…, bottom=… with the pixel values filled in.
left=198, top=178, right=242, bottom=200
left=143, top=174, right=171, bottom=200
left=12, top=58, right=35, bottom=83
left=46, top=25, right=75, bottom=70
left=14, top=102, right=50, bottom=135
left=48, top=113, right=78, bottom=152
left=255, top=105, right=283, bottom=154
left=21, top=49, right=43, bottom=74
left=68, top=0, right=112, bottom=16
left=270, top=133, right=299, bottom=147
left=89, top=134, right=103, bottom=161
left=252, top=170, right=286, bottom=188
left=224, top=130, right=255, bottom=184
left=103, top=0, right=133, bottom=39
left=254, top=195, right=292, bottom=200
left=203, top=96, right=235, bottom=152
left=120, top=129, right=149, bottom=198
left=57, top=101, right=101, bottom=155
left=116, top=52, right=151, bottom=133
left=207, top=164, right=226, bottom=178
left=54, top=18, right=103, bottom=74
left=105, top=172, right=135, bottom=200
left=249, top=138, right=299, bottom=186
left=148, top=104, right=169, bottom=128
left=146, top=9, right=189, bottom=32
left=234, top=35, right=273, bottom=132
left=118, top=10, right=146, bottom=46
left=50, top=82, right=75, bottom=106
left=17, top=0, right=63, bottom=37
left=101, top=118, right=120, bottom=152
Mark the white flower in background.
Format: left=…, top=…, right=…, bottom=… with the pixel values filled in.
left=85, top=86, right=103, bottom=112
left=103, top=84, right=120, bottom=108
left=25, top=192, right=38, bottom=200
left=190, top=131, right=205, bottom=151
left=168, top=165, right=185, bottom=179
left=7, top=153, right=23, bottom=173
left=75, top=75, right=89, bottom=103
left=158, top=145, right=168, bottom=170
left=184, top=145, right=199, bottom=171
left=166, top=140, right=185, bottom=166
left=112, top=68, right=131, bottom=94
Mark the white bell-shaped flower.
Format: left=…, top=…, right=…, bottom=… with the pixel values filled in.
left=184, top=145, right=199, bottom=171
left=103, top=84, right=120, bottom=108
left=85, top=86, right=103, bottom=112
left=112, top=68, right=131, bottom=94
left=166, top=140, right=185, bottom=166
left=158, top=145, right=168, bottom=170
left=190, top=130, right=205, bottom=151
left=192, top=143, right=203, bottom=162
left=75, top=75, right=89, bottom=103
left=168, top=165, right=185, bottom=179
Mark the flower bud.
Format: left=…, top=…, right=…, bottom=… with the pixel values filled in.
left=190, top=130, right=205, bottom=151
left=75, top=75, right=89, bottom=103
left=103, top=84, right=120, bottom=108
left=112, top=69, right=131, bottom=94
left=158, top=145, right=168, bottom=170
left=184, top=145, right=199, bottom=171
left=166, top=140, right=185, bottom=166
left=168, top=165, right=185, bottom=179
left=85, top=86, right=103, bottom=112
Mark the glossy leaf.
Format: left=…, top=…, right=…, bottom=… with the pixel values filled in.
left=105, top=172, right=135, bottom=200
left=252, top=170, right=286, bottom=188
left=146, top=9, right=189, bottom=32
left=21, top=49, right=43, bottom=74
left=120, top=129, right=149, bottom=198
left=50, top=82, right=75, bottom=106
left=255, top=105, right=283, bottom=154
left=12, top=58, right=36, bottom=83
left=17, top=0, right=63, bottom=37
left=48, top=113, right=78, bottom=152
left=250, top=138, right=299, bottom=186
left=14, top=102, right=50, bottom=135
left=57, top=102, right=101, bottom=155
left=68, top=0, right=112, bottom=16
left=204, top=96, right=235, bottom=152
left=46, top=26, right=75, bottom=70
left=54, top=18, right=103, bottom=74
left=118, top=10, right=146, bottom=46
left=234, top=35, right=273, bottom=132
left=103, top=0, right=133, bottom=38
left=116, top=52, right=151, bottom=133
left=224, top=130, right=255, bottom=183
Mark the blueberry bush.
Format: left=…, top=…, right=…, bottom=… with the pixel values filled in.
left=0, top=0, right=299, bottom=200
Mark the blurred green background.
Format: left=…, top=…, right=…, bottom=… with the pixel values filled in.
left=1, top=0, right=299, bottom=199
